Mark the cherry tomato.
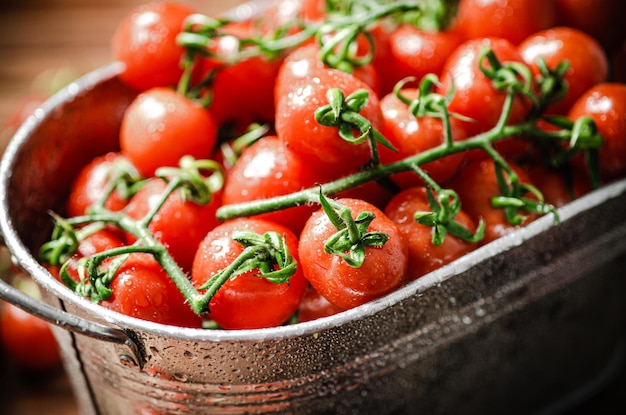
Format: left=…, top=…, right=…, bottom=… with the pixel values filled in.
left=111, top=2, right=196, bottom=91
left=202, top=20, right=284, bottom=128
left=124, top=178, right=222, bottom=272
left=46, top=229, right=126, bottom=284
left=379, top=87, right=468, bottom=188
left=102, top=253, right=203, bottom=328
left=439, top=37, right=531, bottom=137
left=526, top=164, right=591, bottom=208
left=384, top=187, right=478, bottom=281
left=222, top=135, right=325, bottom=235
left=554, top=0, right=626, bottom=51
left=0, top=276, right=61, bottom=372
left=452, top=0, right=557, bottom=45
left=298, top=198, right=408, bottom=310
left=275, top=45, right=384, bottom=177
left=297, top=285, right=344, bottom=323
left=120, top=87, right=218, bottom=177
left=387, top=24, right=463, bottom=88
left=66, top=152, right=131, bottom=217
left=191, top=218, right=307, bottom=329
left=274, top=43, right=381, bottom=107
left=449, top=159, right=538, bottom=244
left=519, top=27, right=609, bottom=115
left=567, top=83, right=626, bottom=182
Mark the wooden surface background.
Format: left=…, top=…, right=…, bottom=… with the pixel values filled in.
left=0, top=1, right=243, bottom=414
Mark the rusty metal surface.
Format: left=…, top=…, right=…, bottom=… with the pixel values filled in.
left=1, top=43, right=626, bottom=415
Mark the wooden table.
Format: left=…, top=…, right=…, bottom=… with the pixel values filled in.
left=0, top=1, right=243, bottom=414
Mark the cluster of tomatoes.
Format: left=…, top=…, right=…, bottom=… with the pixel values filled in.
left=37, top=0, right=626, bottom=331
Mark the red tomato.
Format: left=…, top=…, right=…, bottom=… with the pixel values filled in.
left=567, top=83, right=626, bottom=182
left=518, top=27, right=609, bottom=115
left=449, top=159, right=538, bottom=244
left=47, top=229, right=126, bottom=284
left=274, top=43, right=381, bottom=107
left=439, top=37, right=531, bottom=137
left=387, top=25, right=463, bottom=88
left=554, top=0, right=626, bottom=51
left=111, top=2, right=196, bottom=91
left=526, top=164, right=591, bottom=208
left=0, top=276, right=61, bottom=372
left=66, top=152, right=131, bottom=217
left=191, top=218, right=307, bottom=329
left=379, top=88, right=468, bottom=188
left=297, top=285, right=344, bottom=323
left=102, top=253, right=203, bottom=328
left=298, top=198, right=408, bottom=310
left=124, top=178, right=222, bottom=272
left=275, top=45, right=384, bottom=177
left=452, top=0, right=557, bottom=45
left=384, top=187, right=478, bottom=281
left=222, top=136, right=325, bottom=235
left=120, top=87, right=218, bottom=177
left=202, top=20, right=284, bottom=128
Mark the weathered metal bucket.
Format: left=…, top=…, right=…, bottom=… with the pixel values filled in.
left=1, top=62, right=626, bottom=415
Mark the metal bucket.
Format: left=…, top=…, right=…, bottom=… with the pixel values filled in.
left=1, top=62, right=626, bottom=415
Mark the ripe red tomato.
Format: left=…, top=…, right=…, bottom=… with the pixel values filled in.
left=274, top=43, right=381, bottom=107
left=526, top=164, right=591, bottom=208
left=124, top=178, right=222, bottom=272
left=102, top=253, right=203, bottom=328
left=191, top=218, right=307, bottom=329
left=452, top=0, right=557, bottom=45
left=47, top=229, right=126, bottom=284
left=66, top=152, right=131, bottom=217
left=120, top=87, right=218, bottom=177
left=378, top=87, right=468, bottom=188
left=111, top=2, right=196, bottom=91
left=439, top=37, right=531, bottom=137
left=387, top=24, right=463, bottom=88
left=297, top=285, right=344, bottom=323
left=567, top=83, right=626, bottom=182
left=518, top=27, right=609, bottom=115
left=449, top=159, right=538, bottom=244
left=201, top=20, right=284, bottom=128
left=222, top=135, right=325, bottom=235
left=0, top=276, right=61, bottom=372
left=275, top=45, right=384, bottom=177
left=384, top=187, right=478, bottom=281
left=298, top=198, right=408, bottom=310
left=554, top=0, right=626, bottom=51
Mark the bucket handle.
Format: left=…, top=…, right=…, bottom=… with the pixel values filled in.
left=0, top=275, right=145, bottom=369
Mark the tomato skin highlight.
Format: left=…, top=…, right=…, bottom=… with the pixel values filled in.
left=298, top=198, right=408, bottom=310
left=102, top=253, right=203, bottom=328
left=519, top=27, right=609, bottom=115
left=111, top=2, right=195, bottom=91
left=191, top=218, right=307, bottom=330
left=384, top=187, right=478, bottom=281
left=120, top=87, right=218, bottom=178
left=124, top=178, right=222, bottom=272
left=567, top=83, right=626, bottom=182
